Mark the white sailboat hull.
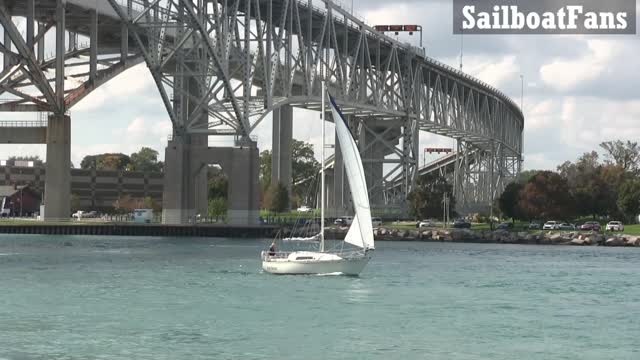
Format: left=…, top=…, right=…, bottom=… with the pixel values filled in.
left=262, top=251, right=371, bottom=276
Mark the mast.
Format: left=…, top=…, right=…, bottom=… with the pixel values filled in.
left=320, top=81, right=325, bottom=252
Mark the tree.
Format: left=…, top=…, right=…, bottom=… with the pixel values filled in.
left=600, top=140, right=640, bottom=174
left=407, top=173, right=455, bottom=220
left=259, top=150, right=272, bottom=191
left=498, top=182, right=524, bottom=221
left=263, top=182, right=289, bottom=213
left=518, top=171, right=575, bottom=220
left=617, top=179, right=640, bottom=222
left=291, top=140, right=320, bottom=207
left=208, top=197, right=227, bottom=218
left=80, top=153, right=130, bottom=171
left=515, top=169, right=542, bottom=184
left=207, top=166, right=228, bottom=199
left=128, top=147, right=163, bottom=173
left=557, top=151, right=615, bottom=219
left=7, top=155, right=44, bottom=166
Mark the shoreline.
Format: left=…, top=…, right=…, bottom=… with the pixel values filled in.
left=0, top=223, right=638, bottom=247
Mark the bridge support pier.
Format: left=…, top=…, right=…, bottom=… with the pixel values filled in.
left=271, top=105, right=292, bottom=208
left=43, top=114, right=71, bottom=220
left=162, top=135, right=208, bottom=225
left=162, top=139, right=260, bottom=225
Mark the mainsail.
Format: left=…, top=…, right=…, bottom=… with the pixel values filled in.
left=328, top=95, right=375, bottom=250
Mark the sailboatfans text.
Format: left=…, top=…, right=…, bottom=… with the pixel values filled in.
left=453, top=0, right=636, bottom=34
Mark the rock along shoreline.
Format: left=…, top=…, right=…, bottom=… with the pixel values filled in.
left=319, top=227, right=640, bottom=247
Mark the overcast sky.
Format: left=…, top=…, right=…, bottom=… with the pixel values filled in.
left=0, top=0, right=638, bottom=170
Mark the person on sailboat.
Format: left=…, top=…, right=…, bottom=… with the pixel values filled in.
left=268, top=242, right=277, bottom=256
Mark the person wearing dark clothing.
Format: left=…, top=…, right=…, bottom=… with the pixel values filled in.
left=268, top=242, right=276, bottom=256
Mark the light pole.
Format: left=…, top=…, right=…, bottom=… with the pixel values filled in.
left=520, top=74, right=524, bottom=111
left=460, top=27, right=464, bottom=71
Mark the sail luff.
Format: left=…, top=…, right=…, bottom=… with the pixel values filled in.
left=328, top=95, right=375, bottom=250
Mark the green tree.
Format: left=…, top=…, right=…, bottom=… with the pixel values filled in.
left=557, top=151, right=615, bottom=219
left=518, top=171, right=575, bottom=221
left=291, top=139, right=320, bottom=207
left=7, top=155, right=44, bottom=166
left=259, top=150, right=272, bottom=191
left=617, top=179, right=640, bottom=222
left=208, top=197, right=227, bottom=218
left=128, top=147, right=163, bottom=173
left=498, top=182, right=524, bottom=221
left=80, top=153, right=130, bottom=171
left=207, top=166, right=228, bottom=199
left=407, top=173, right=455, bottom=221
left=263, top=182, right=289, bottom=213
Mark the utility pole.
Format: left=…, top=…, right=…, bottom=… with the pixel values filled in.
left=520, top=74, right=524, bottom=111
left=460, top=27, right=464, bottom=71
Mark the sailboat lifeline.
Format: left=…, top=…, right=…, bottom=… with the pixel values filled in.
left=261, top=86, right=374, bottom=275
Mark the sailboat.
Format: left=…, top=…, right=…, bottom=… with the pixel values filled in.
left=261, top=83, right=375, bottom=276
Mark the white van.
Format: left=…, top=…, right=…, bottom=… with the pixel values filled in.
left=133, top=209, right=153, bottom=223
left=371, top=217, right=382, bottom=227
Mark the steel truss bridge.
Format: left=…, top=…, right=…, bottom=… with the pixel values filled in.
left=0, top=0, right=523, bottom=221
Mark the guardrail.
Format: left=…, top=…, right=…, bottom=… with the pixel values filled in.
left=0, top=120, right=48, bottom=127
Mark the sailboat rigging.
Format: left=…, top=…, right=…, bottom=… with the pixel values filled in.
left=261, top=82, right=374, bottom=276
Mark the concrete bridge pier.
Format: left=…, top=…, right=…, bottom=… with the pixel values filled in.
left=162, top=138, right=260, bottom=225
left=271, top=105, right=293, bottom=208
left=226, top=142, right=260, bottom=225
left=43, top=114, right=71, bottom=220
left=162, top=137, right=198, bottom=224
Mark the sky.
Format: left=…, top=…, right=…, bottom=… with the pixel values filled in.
left=0, top=0, right=638, bottom=170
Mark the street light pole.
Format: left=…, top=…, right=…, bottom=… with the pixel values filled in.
left=460, top=27, right=464, bottom=71
left=520, top=74, right=524, bottom=111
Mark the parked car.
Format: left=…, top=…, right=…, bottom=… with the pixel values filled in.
left=543, top=221, right=561, bottom=230
left=558, top=223, right=576, bottom=231
left=579, top=221, right=601, bottom=232
left=296, top=206, right=312, bottom=213
left=496, top=222, right=513, bottom=230
left=417, top=219, right=435, bottom=228
left=453, top=219, right=471, bottom=229
left=334, top=216, right=353, bottom=226
left=371, top=217, right=382, bottom=227
left=528, top=222, right=542, bottom=230
left=606, top=221, right=624, bottom=232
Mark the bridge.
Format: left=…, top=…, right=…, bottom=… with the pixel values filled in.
left=0, top=0, right=523, bottom=223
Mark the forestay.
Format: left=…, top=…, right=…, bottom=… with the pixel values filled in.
left=329, top=95, right=375, bottom=250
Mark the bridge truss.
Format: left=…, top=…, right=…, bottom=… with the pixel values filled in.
left=0, top=0, right=523, bottom=215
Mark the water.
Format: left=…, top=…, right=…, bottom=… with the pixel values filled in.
left=1, top=235, right=639, bottom=360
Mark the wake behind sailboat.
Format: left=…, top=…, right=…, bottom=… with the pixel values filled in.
left=261, top=83, right=374, bottom=276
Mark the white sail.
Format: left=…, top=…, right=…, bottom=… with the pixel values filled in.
left=328, top=96, right=375, bottom=250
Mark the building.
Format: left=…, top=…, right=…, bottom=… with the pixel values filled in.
left=0, top=184, right=41, bottom=217
left=0, top=165, right=163, bottom=212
